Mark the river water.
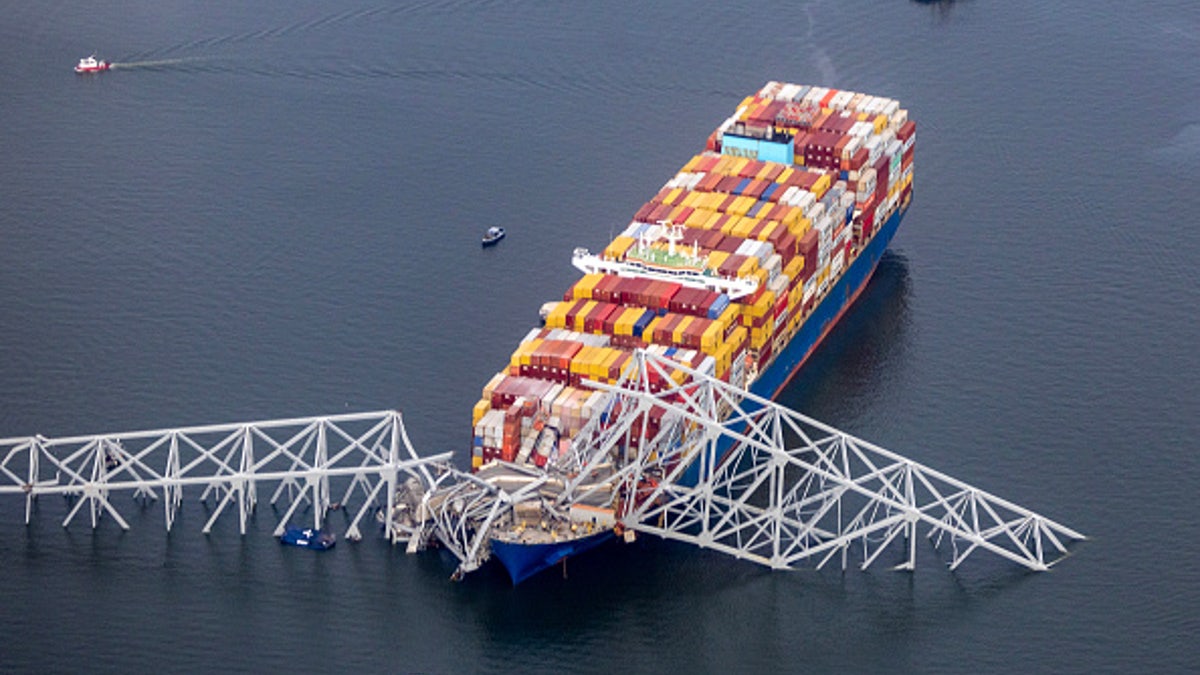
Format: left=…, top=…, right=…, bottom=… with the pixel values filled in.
left=2, top=0, right=1198, bottom=671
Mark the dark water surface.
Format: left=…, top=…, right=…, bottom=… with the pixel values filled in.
left=2, top=0, right=1198, bottom=671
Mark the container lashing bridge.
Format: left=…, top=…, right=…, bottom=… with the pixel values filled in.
left=0, top=350, right=1084, bottom=580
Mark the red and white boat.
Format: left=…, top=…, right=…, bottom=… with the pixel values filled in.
left=74, top=55, right=110, bottom=73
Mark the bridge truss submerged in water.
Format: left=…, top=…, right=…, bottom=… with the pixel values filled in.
left=0, top=350, right=1083, bottom=580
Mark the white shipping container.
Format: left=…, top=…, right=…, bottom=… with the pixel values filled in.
left=831, top=90, right=854, bottom=111
left=864, top=136, right=883, bottom=165
left=758, top=81, right=782, bottom=98
left=881, top=99, right=900, bottom=118
left=841, top=135, right=863, bottom=160
left=792, top=190, right=816, bottom=212
left=780, top=185, right=799, bottom=205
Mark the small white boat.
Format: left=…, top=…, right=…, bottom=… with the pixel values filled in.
left=74, top=55, right=110, bottom=74
left=482, top=226, right=505, bottom=247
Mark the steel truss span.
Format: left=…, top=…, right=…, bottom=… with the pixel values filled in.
left=0, top=411, right=450, bottom=541
left=388, top=349, right=1083, bottom=581
left=573, top=350, right=1085, bottom=573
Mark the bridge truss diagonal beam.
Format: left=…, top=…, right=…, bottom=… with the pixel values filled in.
left=575, top=350, right=1085, bottom=573
left=0, top=411, right=450, bottom=541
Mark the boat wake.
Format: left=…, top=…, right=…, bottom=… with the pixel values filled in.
left=108, top=57, right=212, bottom=70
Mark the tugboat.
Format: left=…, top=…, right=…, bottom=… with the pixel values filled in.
left=279, top=527, right=336, bottom=551
left=481, top=226, right=505, bottom=247
left=74, top=55, right=110, bottom=73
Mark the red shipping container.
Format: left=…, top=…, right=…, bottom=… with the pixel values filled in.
left=760, top=163, right=784, bottom=181
left=700, top=229, right=726, bottom=250
left=673, top=206, right=695, bottom=224
left=562, top=298, right=586, bottom=327
left=586, top=302, right=618, bottom=334
left=738, top=160, right=765, bottom=179
left=697, top=173, right=724, bottom=192
left=678, top=227, right=704, bottom=248
left=649, top=202, right=673, bottom=223
left=594, top=274, right=620, bottom=303
left=716, top=175, right=742, bottom=194
left=634, top=202, right=656, bottom=222
left=848, top=146, right=870, bottom=172
left=776, top=231, right=797, bottom=266
left=715, top=235, right=742, bottom=253
left=656, top=282, right=682, bottom=311
left=896, top=120, right=916, bottom=143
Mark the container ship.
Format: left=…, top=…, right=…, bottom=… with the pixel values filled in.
left=469, top=81, right=916, bottom=584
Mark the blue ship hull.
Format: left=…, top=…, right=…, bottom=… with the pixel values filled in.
left=490, top=529, right=614, bottom=585
left=491, top=203, right=907, bottom=584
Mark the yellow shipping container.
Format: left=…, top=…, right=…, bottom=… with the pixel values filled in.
left=728, top=196, right=756, bottom=217
left=754, top=219, right=780, bottom=243
left=589, top=348, right=609, bottom=378
left=732, top=216, right=758, bottom=238
left=613, top=306, right=636, bottom=336
left=600, top=349, right=622, bottom=381
left=810, top=174, right=831, bottom=199
left=728, top=157, right=750, bottom=176
left=663, top=188, right=684, bottom=206
left=701, top=321, right=724, bottom=352
left=682, top=154, right=705, bottom=172
left=777, top=167, right=795, bottom=184
left=750, top=326, right=769, bottom=349
left=684, top=207, right=712, bottom=228
left=673, top=316, right=695, bottom=346
left=873, top=114, right=888, bottom=134
left=546, top=302, right=570, bottom=329
left=669, top=205, right=691, bottom=223
left=643, top=316, right=664, bottom=342
left=471, top=455, right=483, bottom=470
left=737, top=257, right=760, bottom=279
left=782, top=207, right=804, bottom=228
left=573, top=273, right=604, bottom=300
left=511, top=338, right=542, bottom=368
left=696, top=209, right=721, bottom=231
left=716, top=304, right=739, bottom=332
left=706, top=250, right=730, bottom=271
left=728, top=325, right=748, bottom=352
left=680, top=190, right=704, bottom=208
left=752, top=289, right=775, bottom=318
left=472, top=399, right=490, bottom=427
left=784, top=255, right=805, bottom=280
left=604, top=236, right=636, bottom=260
left=573, top=301, right=597, bottom=332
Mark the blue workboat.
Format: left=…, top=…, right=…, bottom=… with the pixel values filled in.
left=280, top=527, right=336, bottom=551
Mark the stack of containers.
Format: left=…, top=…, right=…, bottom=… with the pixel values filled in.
left=472, top=81, right=913, bottom=472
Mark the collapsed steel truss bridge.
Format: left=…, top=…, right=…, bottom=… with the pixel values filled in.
left=0, top=350, right=1083, bottom=580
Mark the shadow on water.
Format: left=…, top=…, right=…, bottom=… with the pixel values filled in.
left=776, top=249, right=914, bottom=427
left=909, top=0, right=970, bottom=21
